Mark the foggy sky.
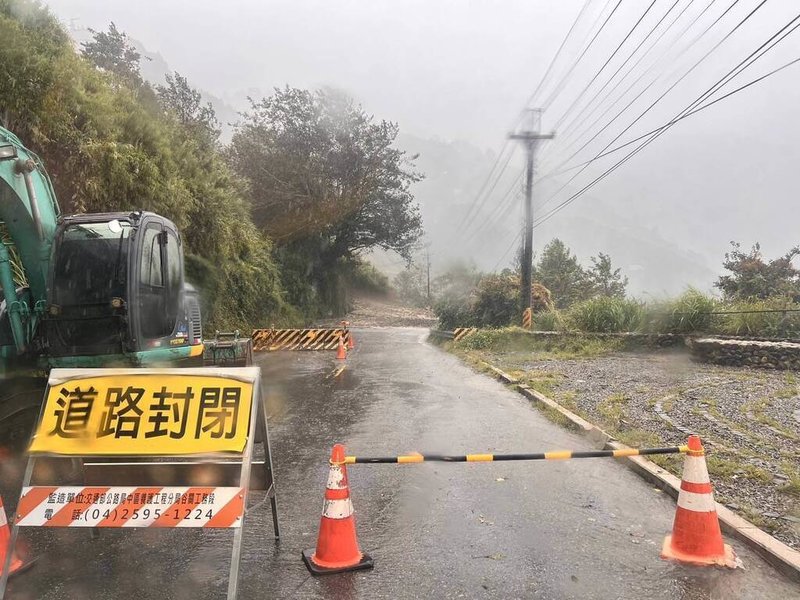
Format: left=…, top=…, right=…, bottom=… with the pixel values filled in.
left=45, top=0, right=800, bottom=295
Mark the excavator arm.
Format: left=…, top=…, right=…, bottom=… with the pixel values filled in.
left=0, top=126, right=60, bottom=358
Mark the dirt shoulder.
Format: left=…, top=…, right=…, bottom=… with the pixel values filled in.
left=317, top=295, right=437, bottom=328
left=449, top=338, right=800, bottom=551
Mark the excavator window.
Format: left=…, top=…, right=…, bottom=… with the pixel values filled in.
left=164, top=229, right=182, bottom=332
left=140, top=226, right=164, bottom=288
left=139, top=225, right=171, bottom=339
left=48, top=220, right=131, bottom=355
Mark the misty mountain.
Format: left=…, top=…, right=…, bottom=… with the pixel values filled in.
left=396, top=134, right=718, bottom=297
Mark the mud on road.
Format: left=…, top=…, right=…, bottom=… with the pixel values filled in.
left=316, top=295, right=437, bottom=329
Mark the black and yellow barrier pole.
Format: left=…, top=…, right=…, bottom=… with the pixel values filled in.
left=344, top=445, right=689, bottom=464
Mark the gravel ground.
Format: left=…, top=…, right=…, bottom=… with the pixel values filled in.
left=474, top=348, right=800, bottom=550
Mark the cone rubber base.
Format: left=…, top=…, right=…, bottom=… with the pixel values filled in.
left=661, top=535, right=740, bottom=568
left=302, top=548, right=373, bottom=575
left=7, top=555, right=38, bottom=579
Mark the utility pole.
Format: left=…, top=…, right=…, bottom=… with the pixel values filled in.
left=508, top=109, right=554, bottom=313
left=425, top=244, right=432, bottom=304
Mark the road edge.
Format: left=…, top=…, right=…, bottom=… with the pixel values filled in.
left=480, top=360, right=800, bottom=584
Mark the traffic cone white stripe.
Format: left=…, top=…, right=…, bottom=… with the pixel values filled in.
left=327, top=465, right=346, bottom=490
left=681, top=456, right=711, bottom=484
left=0, top=507, right=7, bottom=527
left=322, top=498, right=354, bottom=520
left=676, top=490, right=717, bottom=512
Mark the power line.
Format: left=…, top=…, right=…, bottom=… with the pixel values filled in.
left=456, top=0, right=593, bottom=248
left=542, top=0, right=717, bottom=172
left=523, top=0, right=596, bottom=109
left=550, top=0, right=660, bottom=131
left=540, top=0, right=623, bottom=110
left=491, top=229, right=523, bottom=273
left=462, top=170, right=524, bottom=243
left=457, top=144, right=518, bottom=237
left=541, top=0, right=735, bottom=174
left=545, top=53, right=800, bottom=179
left=533, top=12, right=800, bottom=229
left=549, top=0, right=695, bottom=152
left=536, top=0, right=764, bottom=213
left=678, top=308, right=800, bottom=315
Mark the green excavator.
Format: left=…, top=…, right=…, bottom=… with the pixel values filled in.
left=0, top=125, right=244, bottom=423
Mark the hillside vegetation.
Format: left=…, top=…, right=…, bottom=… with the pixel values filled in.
left=0, top=0, right=420, bottom=329
left=418, top=238, right=800, bottom=339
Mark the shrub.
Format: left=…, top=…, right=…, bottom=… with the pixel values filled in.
left=471, top=274, right=519, bottom=328
left=434, top=273, right=519, bottom=329
left=566, top=297, right=644, bottom=333
left=532, top=309, right=565, bottom=332
left=433, top=294, right=474, bottom=331
left=714, top=298, right=800, bottom=339
left=644, top=289, right=717, bottom=334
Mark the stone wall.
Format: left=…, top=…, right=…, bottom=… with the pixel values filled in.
left=433, top=328, right=800, bottom=370
left=688, top=337, right=800, bottom=370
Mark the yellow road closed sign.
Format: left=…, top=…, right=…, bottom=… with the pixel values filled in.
left=29, top=370, right=254, bottom=455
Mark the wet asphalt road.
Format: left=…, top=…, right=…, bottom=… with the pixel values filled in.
left=2, top=327, right=799, bottom=599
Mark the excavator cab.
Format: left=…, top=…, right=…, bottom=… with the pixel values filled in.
left=44, top=211, right=203, bottom=363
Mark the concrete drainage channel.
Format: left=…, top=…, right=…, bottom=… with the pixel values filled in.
left=480, top=360, right=800, bottom=583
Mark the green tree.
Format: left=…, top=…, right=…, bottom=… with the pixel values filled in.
left=587, top=252, right=627, bottom=298
left=715, top=242, right=800, bottom=301
left=0, top=0, right=68, bottom=131
left=81, top=22, right=145, bottom=85
left=1, top=3, right=295, bottom=329
left=533, top=239, right=590, bottom=308
left=157, top=72, right=220, bottom=144
left=229, top=86, right=422, bottom=315
left=394, top=264, right=429, bottom=307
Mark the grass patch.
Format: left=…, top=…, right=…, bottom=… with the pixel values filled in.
left=454, top=327, right=622, bottom=359
left=505, top=369, right=527, bottom=381
left=774, top=386, right=798, bottom=399
left=614, top=428, right=658, bottom=448
left=520, top=370, right=563, bottom=397
left=566, top=297, right=644, bottom=333
left=706, top=455, right=772, bottom=483
left=778, top=462, right=800, bottom=497
left=531, top=402, right=582, bottom=431
left=643, top=288, right=717, bottom=334
left=738, top=503, right=773, bottom=531
left=741, top=397, right=799, bottom=440
left=558, top=390, right=578, bottom=410
left=649, top=453, right=683, bottom=474
left=597, top=393, right=629, bottom=427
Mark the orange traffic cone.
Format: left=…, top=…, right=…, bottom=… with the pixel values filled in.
left=302, top=444, right=373, bottom=575
left=347, top=332, right=355, bottom=350
left=0, top=493, right=35, bottom=578
left=661, top=435, right=740, bottom=568
left=336, top=337, right=347, bottom=360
